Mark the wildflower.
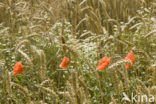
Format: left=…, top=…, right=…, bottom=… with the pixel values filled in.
left=97, top=57, right=111, bottom=70
left=125, top=51, right=135, bottom=69
left=59, top=57, right=70, bottom=69
left=12, top=62, right=24, bottom=76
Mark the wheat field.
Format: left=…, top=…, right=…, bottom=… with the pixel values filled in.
left=0, top=0, right=156, bottom=104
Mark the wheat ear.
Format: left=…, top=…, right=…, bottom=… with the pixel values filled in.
left=11, top=82, right=31, bottom=104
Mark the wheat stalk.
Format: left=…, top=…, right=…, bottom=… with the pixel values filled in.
left=39, top=50, right=47, bottom=81
left=107, top=59, right=132, bottom=70
left=11, top=82, right=31, bottom=104
left=62, top=44, right=80, bottom=57
left=78, top=77, right=91, bottom=99
left=136, top=78, right=150, bottom=96
left=18, top=49, right=33, bottom=67
left=144, top=30, right=156, bottom=38
left=36, top=85, right=59, bottom=100
left=132, top=48, right=151, bottom=65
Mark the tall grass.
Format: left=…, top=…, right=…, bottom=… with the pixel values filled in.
left=0, top=0, right=156, bottom=103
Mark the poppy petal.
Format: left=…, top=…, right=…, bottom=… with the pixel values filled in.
left=60, top=57, right=70, bottom=69
left=12, top=62, right=24, bottom=76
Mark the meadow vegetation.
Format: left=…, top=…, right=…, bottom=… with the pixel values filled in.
left=0, top=0, right=156, bottom=104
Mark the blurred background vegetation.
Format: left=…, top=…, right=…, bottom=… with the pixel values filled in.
left=0, top=0, right=156, bottom=104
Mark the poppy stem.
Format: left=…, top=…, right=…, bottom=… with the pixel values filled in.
left=86, top=61, right=105, bottom=103
left=67, top=68, right=71, bottom=75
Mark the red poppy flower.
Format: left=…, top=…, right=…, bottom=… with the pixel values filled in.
left=97, top=57, right=111, bottom=70
left=125, top=51, right=135, bottom=69
left=59, top=57, right=70, bottom=69
left=12, top=62, right=24, bottom=76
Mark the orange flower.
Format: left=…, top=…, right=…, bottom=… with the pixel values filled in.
left=97, top=57, right=111, bottom=70
left=125, top=51, right=135, bottom=69
left=12, top=62, right=24, bottom=76
left=59, top=57, right=70, bottom=69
